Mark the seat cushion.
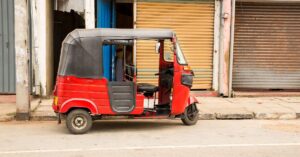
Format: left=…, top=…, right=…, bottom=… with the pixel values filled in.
left=137, top=83, right=158, bottom=93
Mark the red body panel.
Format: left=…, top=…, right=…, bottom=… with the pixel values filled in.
left=188, top=94, right=199, bottom=105
left=53, top=76, right=144, bottom=115
left=170, top=56, right=190, bottom=115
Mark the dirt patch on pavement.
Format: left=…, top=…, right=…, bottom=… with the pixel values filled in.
left=263, top=122, right=300, bottom=133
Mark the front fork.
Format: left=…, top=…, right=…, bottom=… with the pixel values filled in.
left=175, top=103, right=199, bottom=118
left=182, top=95, right=199, bottom=118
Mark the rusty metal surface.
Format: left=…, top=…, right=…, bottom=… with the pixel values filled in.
left=233, top=2, right=300, bottom=90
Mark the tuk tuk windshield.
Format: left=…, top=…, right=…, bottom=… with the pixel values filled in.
left=175, top=40, right=188, bottom=65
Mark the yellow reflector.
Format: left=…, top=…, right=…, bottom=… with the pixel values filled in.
left=54, top=96, right=58, bottom=105
left=184, top=66, right=191, bottom=71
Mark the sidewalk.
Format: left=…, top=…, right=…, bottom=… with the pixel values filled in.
left=197, top=97, right=300, bottom=120
left=0, top=98, right=40, bottom=122
left=1, top=97, right=300, bottom=122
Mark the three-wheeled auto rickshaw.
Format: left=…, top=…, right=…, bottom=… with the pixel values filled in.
left=52, top=28, right=199, bottom=134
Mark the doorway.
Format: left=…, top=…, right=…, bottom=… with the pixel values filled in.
left=116, top=1, right=133, bottom=28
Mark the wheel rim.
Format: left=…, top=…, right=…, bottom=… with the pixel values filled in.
left=71, top=115, right=87, bottom=130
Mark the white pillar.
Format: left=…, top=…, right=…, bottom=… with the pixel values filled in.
left=219, top=0, right=232, bottom=97
left=45, top=0, right=54, bottom=96
left=15, top=0, right=30, bottom=120
left=84, top=0, right=95, bottom=29
left=32, top=0, right=53, bottom=97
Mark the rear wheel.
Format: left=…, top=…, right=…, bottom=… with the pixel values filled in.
left=181, top=103, right=199, bottom=125
left=66, top=109, right=92, bottom=134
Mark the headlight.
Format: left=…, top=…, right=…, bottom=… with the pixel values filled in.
left=181, top=74, right=193, bottom=88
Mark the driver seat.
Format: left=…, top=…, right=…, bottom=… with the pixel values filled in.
left=137, top=83, right=158, bottom=97
left=138, top=83, right=158, bottom=108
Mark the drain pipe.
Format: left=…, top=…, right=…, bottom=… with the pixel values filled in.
left=133, top=0, right=137, bottom=78
left=218, top=0, right=225, bottom=96
left=228, top=0, right=236, bottom=97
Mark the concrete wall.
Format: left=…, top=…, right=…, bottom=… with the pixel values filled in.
left=46, top=0, right=54, bottom=96
left=56, top=0, right=85, bottom=13
left=30, top=0, right=40, bottom=95
left=30, top=0, right=94, bottom=96
left=31, top=0, right=53, bottom=96
left=84, top=0, right=95, bottom=29
left=56, top=0, right=95, bottom=28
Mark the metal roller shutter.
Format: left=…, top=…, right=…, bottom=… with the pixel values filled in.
left=136, top=0, right=214, bottom=89
left=233, top=2, right=300, bottom=90
left=0, top=0, right=15, bottom=93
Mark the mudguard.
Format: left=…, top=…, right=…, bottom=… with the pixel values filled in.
left=59, top=98, right=98, bottom=114
left=188, top=95, right=199, bottom=105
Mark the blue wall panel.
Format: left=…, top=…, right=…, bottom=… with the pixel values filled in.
left=97, top=0, right=116, bottom=81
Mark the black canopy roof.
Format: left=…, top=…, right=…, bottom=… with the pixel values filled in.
left=58, top=28, right=175, bottom=79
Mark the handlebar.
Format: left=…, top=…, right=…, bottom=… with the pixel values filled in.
left=155, top=69, right=194, bottom=76
left=155, top=68, right=174, bottom=76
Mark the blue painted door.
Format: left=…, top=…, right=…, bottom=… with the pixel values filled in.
left=97, top=0, right=116, bottom=81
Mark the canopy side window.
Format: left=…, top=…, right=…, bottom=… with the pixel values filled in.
left=103, top=39, right=135, bottom=82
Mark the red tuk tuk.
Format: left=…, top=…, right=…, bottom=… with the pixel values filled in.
left=52, top=29, right=199, bottom=134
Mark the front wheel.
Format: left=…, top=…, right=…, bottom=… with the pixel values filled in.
left=181, top=103, right=199, bottom=125
left=66, top=109, right=93, bottom=134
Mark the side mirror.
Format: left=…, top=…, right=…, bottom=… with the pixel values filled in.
left=155, top=42, right=160, bottom=53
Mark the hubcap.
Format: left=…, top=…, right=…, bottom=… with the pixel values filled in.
left=72, top=115, right=87, bottom=130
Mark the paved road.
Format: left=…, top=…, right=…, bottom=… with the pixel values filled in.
left=0, top=120, right=300, bottom=157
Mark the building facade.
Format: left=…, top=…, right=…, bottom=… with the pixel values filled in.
left=3, top=0, right=300, bottom=118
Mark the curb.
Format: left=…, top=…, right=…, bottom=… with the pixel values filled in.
left=199, top=113, right=216, bottom=120
left=0, top=98, right=43, bottom=122
left=0, top=115, right=14, bottom=122
left=30, top=111, right=57, bottom=121
left=297, top=113, right=300, bottom=119
left=198, top=112, right=299, bottom=120
left=30, top=115, right=57, bottom=121
left=254, top=112, right=297, bottom=120
left=29, top=113, right=299, bottom=121
left=198, top=112, right=254, bottom=120
left=3, top=112, right=300, bottom=122
left=215, top=113, right=254, bottom=120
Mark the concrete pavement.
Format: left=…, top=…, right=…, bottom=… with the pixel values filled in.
left=0, top=103, right=16, bottom=122
left=0, top=98, right=40, bottom=122
left=0, top=120, right=300, bottom=157
left=1, top=97, right=300, bottom=121
left=198, top=97, right=300, bottom=120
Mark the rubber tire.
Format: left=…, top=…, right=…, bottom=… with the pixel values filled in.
left=181, top=104, right=199, bottom=126
left=66, top=109, right=93, bottom=134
